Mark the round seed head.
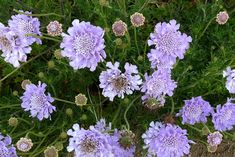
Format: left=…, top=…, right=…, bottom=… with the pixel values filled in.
left=130, top=12, right=145, bottom=27
left=47, top=21, right=63, bottom=36
left=75, top=94, right=88, bottom=106
left=216, top=11, right=229, bottom=25
left=16, top=137, right=33, bottom=152
left=44, top=146, right=59, bottom=157
left=112, top=20, right=127, bottom=37
left=21, top=79, right=32, bottom=90
left=8, top=117, right=18, bottom=127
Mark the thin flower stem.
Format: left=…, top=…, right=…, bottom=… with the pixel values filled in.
left=25, top=34, right=61, bottom=42
left=125, top=31, right=131, bottom=48
left=124, top=95, right=141, bottom=130
left=134, top=28, right=140, bottom=55
left=202, top=123, right=211, bottom=133
left=53, top=97, right=76, bottom=105
left=0, top=44, right=58, bottom=83
left=138, top=0, right=151, bottom=12
left=197, top=17, right=215, bottom=42
left=170, top=97, right=175, bottom=115
left=186, top=124, right=201, bottom=133
left=13, top=9, right=65, bottom=17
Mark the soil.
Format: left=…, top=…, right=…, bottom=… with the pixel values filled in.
left=189, top=142, right=235, bottom=157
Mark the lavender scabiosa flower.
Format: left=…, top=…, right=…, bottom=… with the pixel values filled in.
left=94, top=118, right=112, bottom=133
left=0, top=133, right=18, bottom=157
left=148, top=20, right=192, bottom=69
left=8, top=10, right=42, bottom=45
left=20, top=81, right=56, bottom=121
left=99, top=62, right=142, bottom=101
left=216, top=11, right=229, bottom=25
left=67, top=124, right=114, bottom=157
left=60, top=19, right=106, bottom=71
left=112, top=20, right=127, bottom=37
left=130, top=12, right=145, bottom=27
left=223, top=66, right=235, bottom=93
left=176, top=96, right=214, bottom=125
left=47, top=21, right=63, bottom=36
left=207, top=131, right=223, bottom=147
left=142, top=122, right=194, bottom=157
left=141, top=70, right=177, bottom=106
left=16, top=137, right=33, bottom=152
left=212, top=98, right=235, bottom=131
left=0, top=23, right=32, bottom=67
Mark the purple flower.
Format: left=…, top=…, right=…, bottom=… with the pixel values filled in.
left=212, top=98, right=235, bottom=131
left=0, top=133, right=18, bottom=157
left=207, top=131, right=223, bottom=146
left=147, top=19, right=192, bottom=69
left=67, top=124, right=114, bottom=157
left=142, top=122, right=194, bottom=157
left=60, top=19, right=106, bottom=71
left=8, top=10, right=42, bottom=45
left=141, top=70, right=177, bottom=106
left=99, top=62, right=142, bottom=101
left=223, top=66, right=235, bottom=93
left=176, top=96, right=214, bottom=125
left=0, top=23, right=32, bottom=67
left=94, top=118, right=112, bottom=133
left=20, top=81, right=55, bottom=121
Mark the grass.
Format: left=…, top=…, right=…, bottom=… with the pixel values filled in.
left=0, top=0, right=235, bottom=156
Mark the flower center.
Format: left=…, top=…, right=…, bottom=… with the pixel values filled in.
left=162, top=135, right=178, bottom=148
left=18, top=20, right=34, bottom=34
left=158, top=31, right=179, bottom=54
left=19, top=142, right=30, bottom=150
left=112, top=75, right=128, bottom=91
left=148, top=80, right=165, bottom=95
left=30, top=94, right=45, bottom=109
left=0, top=36, right=12, bottom=51
left=73, top=35, right=94, bottom=56
left=49, top=24, right=58, bottom=32
left=187, top=106, right=202, bottom=118
left=80, top=137, right=98, bottom=154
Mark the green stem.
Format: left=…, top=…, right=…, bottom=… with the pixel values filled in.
left=186, top=124, right=201, bottom=133
left=26, top=34, right=61, bottom=42
left=170, top=97, right=174, bottom=115
left=134, top=28, right=140, bottom=55
left=202, top=123, right=211, bottom=133
left=13, top=9, right=64, bottom=17
left=124, top=95, right=141, bottom=130
left=53, top=97, right=76, bottom=105
left=0, top=44, right=58, bottom=83
left=197, top=17, right=215, bottom=42
left=138, top=0, right=151, bottom=12
left=125, top=31, right=131, bottom=48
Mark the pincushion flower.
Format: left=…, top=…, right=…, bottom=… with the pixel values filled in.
left=47, top=21, right=62, bottom=36
left=207, top=131, right=223, bottom=147
left=176, top=96, right=214, bottom=125
left=16, top=137, right=33, bottom=152
left=130, top=12, right=145, bottom=27
left=0, top=133, right=18, bottom=157
left=20, top=81, right=56, bottom=121
left=223, top=66, right=235, bottom=93
left=99, top=62, right=142, bottom=101
left=0, top=23, right=32, bottom=67
left=8, top=10, right=42, bottom=45
left=142, top=122, right=194, bottom=157
left=212, top=98, right=235, bottom=131
left=216, top=11, right=229, bottom=25
left=148, top=19, right=192, bottom=69
left=67, top=124, right=114, bottom=157
left=112, top=20, right=127, bottom=37
left=60, top=19, right=106, bottom=71
left=141, top=70, right=177, bottom=106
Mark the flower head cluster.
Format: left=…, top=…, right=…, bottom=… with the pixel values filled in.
left=216, top=11, right=229, bottom=25
left=20, top=81, right=56, bottom=121
left=0, top=10, right=41, bottom=67
left=67, top=119, right=135, bottom=157
left=16, top=137, right=33, bottom=152
left=130, top=12, right=145, bottom=27
left=141, top=70, right=177, bottom=106
left=148, top=20, right=192, bottom=69
left=112, top=20, right=127, bottom=37
left=223, top=66, right=235, bottom=93
left=212, top=98, right=235, bottom=131
left=60, top=19, right=106, bottom=71
left=47, top=21, right=62, bottom=36
left=0, top=133, right=18, bottom=157
left=207, top=131, right=223, bottom=147
left=99, top=62, right=142, bottom=101
left=142, top=121, right=194, bottom=157
left=176, top=96, right=214, bottom=125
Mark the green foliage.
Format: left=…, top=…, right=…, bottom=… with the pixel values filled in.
left=0, top=0, right=235, bottom=156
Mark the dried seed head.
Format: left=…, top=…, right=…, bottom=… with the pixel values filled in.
left=44, top=146, right=59, bottom=157
left=112, top=20, right=127, bottom=37
left=8, top=117, right=18, bottom=127
left=47, top=21, right=63, bottom=36
left=21, top=79, right=32, bottom=90
left=130, top=12, right=145, bottom=27
left=16, top=137, right=33, bottom=152
left=207, top=145, right=217, bottom=153
left=144, top=98, right=163, bottom=110
left=163, top=114, right=175, bottom=124
left=118, top=130, right=135, bottom=149
left=75, top=94, right=88, bottom=106
left=216, top=11, right=229, bottom=25
left=54, top=49, right=63, bottom=59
